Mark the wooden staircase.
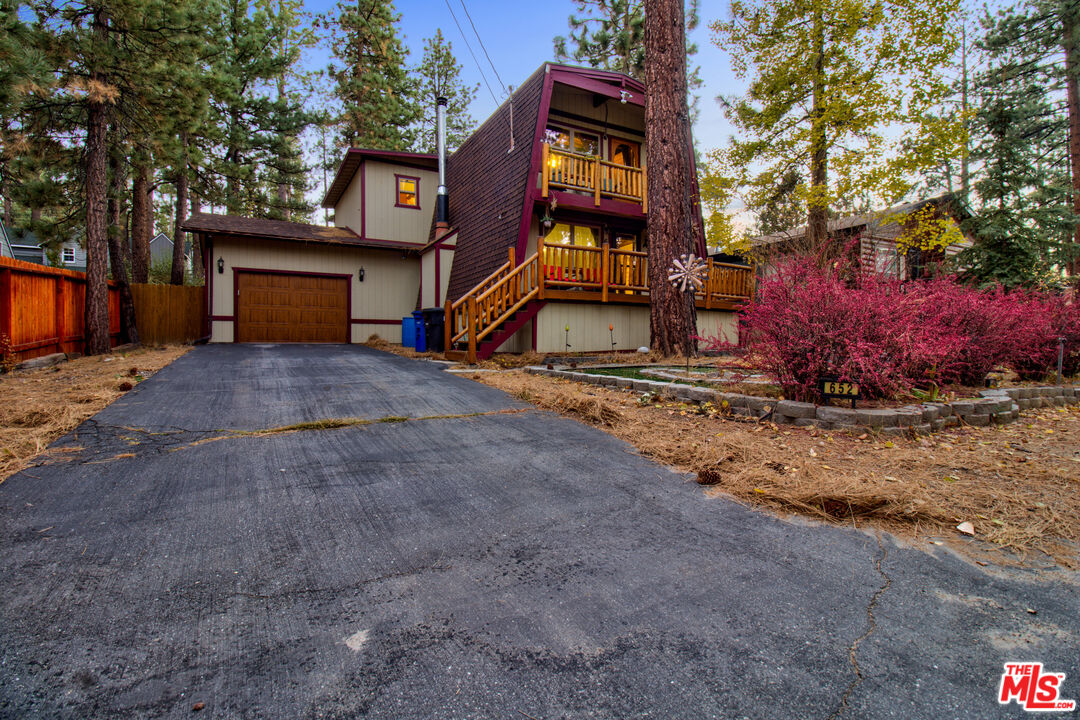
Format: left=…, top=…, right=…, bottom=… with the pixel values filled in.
left=444, top=248, right=543, bottom=363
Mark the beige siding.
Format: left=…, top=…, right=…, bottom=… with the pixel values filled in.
left=363, top=161, right=437, bottom=243
left=421, top=236, right=457, bottom=309
left=528, top=302, right=736, bottom=354
left=438, top=248, right=454, bottom=306
left=331, top=160, right=437, bottom=243
left=210, top=236, right=419, bottom=344
left=333, top=166, right=365, bottom=233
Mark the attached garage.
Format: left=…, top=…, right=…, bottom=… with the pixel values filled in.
left=182, top=213, right=424, bottom=345
left=235, top=271, right=349, bottom=343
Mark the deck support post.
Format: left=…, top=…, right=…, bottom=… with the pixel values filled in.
left=536, top=236, right=546, bottom=300
left=467, top=295, right=477, bottom=364
left=593, top=157, right=601, bottom=206
left=443, top=299, right=452, bottom=355
left=541, top=143, right=550, bottom=199
left=705, top=258, right=714, bottom=310
left=601, top=242, right=610, bottom=303
left=641, top=163, right=648, bottom=214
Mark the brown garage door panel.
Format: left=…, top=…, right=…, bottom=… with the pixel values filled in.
left=236, top=272, right=349, bottom=343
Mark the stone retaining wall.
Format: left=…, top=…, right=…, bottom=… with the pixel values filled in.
left=525, top=366, right=1078, bottom=435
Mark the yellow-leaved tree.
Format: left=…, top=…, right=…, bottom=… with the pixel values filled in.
left=710, top=0, right=965, bottom=251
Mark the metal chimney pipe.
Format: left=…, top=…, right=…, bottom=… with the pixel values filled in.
left=436, top=97, right=449, bottom=228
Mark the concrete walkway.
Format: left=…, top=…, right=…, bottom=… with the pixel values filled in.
left=1, top=344, right=1076, bottom=719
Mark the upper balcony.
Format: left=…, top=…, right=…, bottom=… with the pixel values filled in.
left=540, top=143, right=647, bottom=213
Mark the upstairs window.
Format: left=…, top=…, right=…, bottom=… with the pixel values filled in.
left=547, top=222, right=599, bottom=247
left=545, top=126, right=600, bottom=157
left=396, top=175, right=419, bottom=209
left=62, top=247, right=75, bottom=263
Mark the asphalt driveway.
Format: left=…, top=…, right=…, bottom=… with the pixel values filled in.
left=1, top=344, right=1077, bottom=719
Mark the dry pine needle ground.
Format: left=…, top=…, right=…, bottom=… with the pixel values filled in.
left=478, top=370, right=1080, bottom=567
left=0, top=346, right=190, bottom=481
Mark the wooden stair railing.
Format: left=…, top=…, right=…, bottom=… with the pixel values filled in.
left=445, top=248, right=541, bottom=363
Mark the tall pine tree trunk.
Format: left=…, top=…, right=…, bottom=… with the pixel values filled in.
left=131, top=162, right=151, bottom=283
left=1064, top=15, right=1080, bottom=278
left=190, top=192, right=204, bottom=282
left=108, top=146, right=138, bottom=345
left=645, top=0, right=696, bottom=356
left=83, top=10, right=111, bottom=356
left=172, top=134, right=188, bottom=286
left=807, top=9, right=828, bottom=251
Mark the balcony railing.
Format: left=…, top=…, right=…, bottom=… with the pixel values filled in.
left=538, top=237, right=754, bottom=306
left=541, top=143, right=647, bottom=211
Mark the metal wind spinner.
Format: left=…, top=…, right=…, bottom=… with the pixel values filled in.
left=667, top=253, right=708, bottom=293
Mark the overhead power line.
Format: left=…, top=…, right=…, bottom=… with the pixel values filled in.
left=458, top=0, right=507, bottom=97
left=443, top=0, right=500, bottom=105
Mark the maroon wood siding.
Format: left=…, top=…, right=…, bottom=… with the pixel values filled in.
left=442, top=66, right=546, bottom=303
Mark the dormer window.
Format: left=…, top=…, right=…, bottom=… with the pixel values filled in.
left=396, top=175, right=420, bottom=209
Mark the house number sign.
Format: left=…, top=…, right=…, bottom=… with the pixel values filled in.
left=819, top=376, right=860, bottom=408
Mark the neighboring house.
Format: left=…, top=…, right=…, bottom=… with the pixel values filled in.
left=149, top=232, right=191, bottom=269
left=0, top=223, right=87, bottom=271
left=184, top=63, right=754, bottom=357
left=751, top=195, right=972, bottom=281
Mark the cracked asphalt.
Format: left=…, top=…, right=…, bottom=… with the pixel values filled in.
left=1, top=344, right=1077, bottom=719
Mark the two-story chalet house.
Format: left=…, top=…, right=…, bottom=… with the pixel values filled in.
left=184, top=63, right=754, bottom=360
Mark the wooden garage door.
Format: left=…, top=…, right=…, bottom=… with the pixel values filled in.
left=236, top=272, right=348, bottom=343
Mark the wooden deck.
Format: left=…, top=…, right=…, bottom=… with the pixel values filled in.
left=445, top=241, right=754, bottom=362
left=541, top=144, right=646, bottom=210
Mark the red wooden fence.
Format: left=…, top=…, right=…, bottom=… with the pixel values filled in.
left=0, top=255, right=120, bottom=362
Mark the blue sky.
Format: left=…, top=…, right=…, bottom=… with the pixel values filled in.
left=299, top=0, right=743, bottom=152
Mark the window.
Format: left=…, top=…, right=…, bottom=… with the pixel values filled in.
left=62, top=247, right=75, bottom=263
left=395, top=175, right=419, bottom=209
left=609, top=138, right=641, bottom=168
left=545, top=126, right=600, bottom=157
left=547, top=223, right=599, bottom=247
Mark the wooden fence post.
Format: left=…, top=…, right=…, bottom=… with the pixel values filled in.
left=55, top=277, right=69, bottom=353
left=0, top=268, right=12, bottom=346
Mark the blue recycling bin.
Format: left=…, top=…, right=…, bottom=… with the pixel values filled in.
left=401, top=316, right=416, bottom=348
left=412, top=310, right=427, bottom=352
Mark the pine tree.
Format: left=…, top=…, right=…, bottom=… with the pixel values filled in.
left=711, top=0, right=964, bottom=251
left=959, top=3, right=1077, bottom=287
left=322, top=0, right=418, bottom=150
left=645, top=0, right=696, bottom=356
left=412, top=30, right=477, bottom=154
left=553, top=0, right=702, bottom=119
left=257, top=0, right=318, bottom=222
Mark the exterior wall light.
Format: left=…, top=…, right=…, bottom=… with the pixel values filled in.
left=358, top=266, right=365, bottom=282
left=217, top=257, right=224, bottom=274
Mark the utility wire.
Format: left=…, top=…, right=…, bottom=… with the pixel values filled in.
left=458, top=0, right=507, bottom=97
left=444, top=0, right=499, bottom=105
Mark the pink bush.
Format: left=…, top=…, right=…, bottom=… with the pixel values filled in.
left=721, top=256, right=1079, bottom=401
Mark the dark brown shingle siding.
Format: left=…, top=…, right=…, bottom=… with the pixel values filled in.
left=442, top=66, right=546, bottom=302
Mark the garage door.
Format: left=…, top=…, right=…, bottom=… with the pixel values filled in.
left=236, top=272, right=349, bottom=343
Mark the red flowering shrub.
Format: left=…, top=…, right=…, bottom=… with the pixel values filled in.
left=719, top=256, right=1079, bottom=401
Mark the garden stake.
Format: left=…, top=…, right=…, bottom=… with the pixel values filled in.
left=565, top=324, right=571, bottom=354
left=609, top=324, right=615, bottom=351
left=1058, top=337, right=1065, bottom=386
